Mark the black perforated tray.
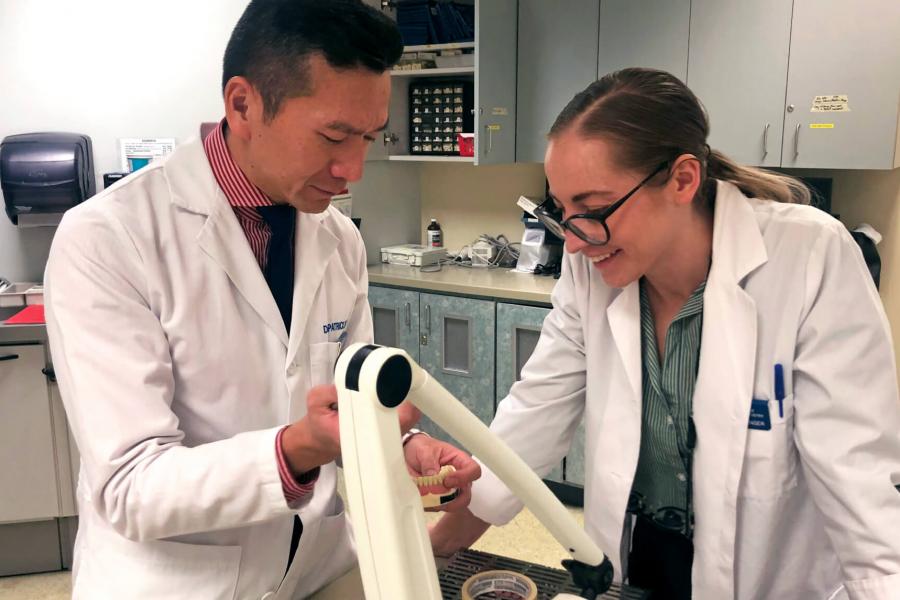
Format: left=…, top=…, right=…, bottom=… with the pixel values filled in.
left=438, top=549, right=649, bottom=599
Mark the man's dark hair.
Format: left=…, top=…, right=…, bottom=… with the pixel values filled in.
left=223, top=0, right=403, bottom=120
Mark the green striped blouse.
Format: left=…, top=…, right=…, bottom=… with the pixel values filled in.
left=627, top=278, right=706, bottom=538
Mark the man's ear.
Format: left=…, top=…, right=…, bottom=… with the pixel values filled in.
left=223, top=76, right=263, bottom=141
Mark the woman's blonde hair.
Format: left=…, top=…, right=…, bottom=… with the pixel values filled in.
left=549, top=68, right=810, bottom=205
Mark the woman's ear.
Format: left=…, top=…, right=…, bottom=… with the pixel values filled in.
left=670, top=155, right=702, bottom=206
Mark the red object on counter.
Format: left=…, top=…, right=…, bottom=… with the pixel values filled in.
left=458, top=133, right=475, bottom=157
left=4, top=305, right=45, bottom=325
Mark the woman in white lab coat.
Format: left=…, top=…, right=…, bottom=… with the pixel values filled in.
left=431, top=68, right=900, bottom=599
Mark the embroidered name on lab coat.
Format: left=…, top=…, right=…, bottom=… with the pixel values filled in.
left=323, top=320, right=348, bottom=334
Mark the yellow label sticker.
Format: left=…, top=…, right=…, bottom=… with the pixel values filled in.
left=810, top=123, right=835, bottom=129
left=491, top=107, right=509, bottom=116
left=487, top=125, right=501, bottom=131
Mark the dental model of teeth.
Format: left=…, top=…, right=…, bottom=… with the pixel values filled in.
left=414, top=464, right=456, bottom=487
left=414, top=465, right=460, bottom=509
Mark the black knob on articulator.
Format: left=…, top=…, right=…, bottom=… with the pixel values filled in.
left=344, top=344, right=412, bottom=407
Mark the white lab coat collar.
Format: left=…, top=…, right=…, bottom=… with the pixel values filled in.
left=692, top=180, right=768, bottom=597
left=708, top=180, right=769, bottom=285
left=286, top=213, right=339, bottom=367
left=161, top=136, right=221, bottom=217
left=164, top=139, right=338, bottom=358
left=606, top=284, right=641, bottom=403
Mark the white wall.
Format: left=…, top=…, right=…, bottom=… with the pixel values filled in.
left=0, top=0, right=249, bottom=280
left=420, top=162, right=546, bottom=251
left=351, top=161, right=422, bottom=264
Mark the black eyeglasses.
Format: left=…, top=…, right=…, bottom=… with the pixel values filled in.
left=534, top=161, right=670, bottom=246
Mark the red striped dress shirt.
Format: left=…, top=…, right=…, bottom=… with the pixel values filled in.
left=203, top=120, right=318, bottom=505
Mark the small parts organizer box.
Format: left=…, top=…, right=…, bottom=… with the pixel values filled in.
left=409, top=80, right=474, bottom=156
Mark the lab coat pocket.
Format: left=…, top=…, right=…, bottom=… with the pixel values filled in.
left=739, top=395, right=799, bottom=500
left=289, top=500, right=356, bottom=599
left=309, top=342, right=341, bottom=388
left=76, top=532, right=242, bottom=599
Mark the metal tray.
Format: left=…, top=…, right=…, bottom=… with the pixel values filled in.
left=438, top=549, right=649, bottom=599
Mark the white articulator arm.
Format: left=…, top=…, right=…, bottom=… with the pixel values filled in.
left=404, top=351, right=605, bottom=567
left=335, top=343, right=613, bottom=600
left=336, top=344, right=442, bottom=600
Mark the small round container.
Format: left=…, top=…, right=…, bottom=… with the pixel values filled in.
left=460, top=570, right=538, bottom=600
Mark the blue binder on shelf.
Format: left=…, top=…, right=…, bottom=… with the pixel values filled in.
left=395, top=0, right=474, bottom=45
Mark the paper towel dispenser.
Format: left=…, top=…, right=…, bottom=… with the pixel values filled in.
left=0, top=132, right=96, bottom=226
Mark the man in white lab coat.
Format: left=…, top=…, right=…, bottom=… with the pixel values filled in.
left=45, top=1, right=478, bottom=598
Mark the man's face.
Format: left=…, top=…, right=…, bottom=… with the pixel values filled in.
left=234, top=54, right=391, bottom=213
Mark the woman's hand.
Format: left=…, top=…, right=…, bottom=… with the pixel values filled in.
left=403, top=434, right=481, bottom=513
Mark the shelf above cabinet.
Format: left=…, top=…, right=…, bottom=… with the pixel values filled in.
left=403, top=42, right=475, bottom=52
left=387, top=155, right=474, bottom=163
left=391, top=66, right=475, bottom=77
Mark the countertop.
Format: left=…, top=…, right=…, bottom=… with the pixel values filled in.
left=0, top=307, right=47, bottom=344
left=367, top=263, right=557, bottom=305
left=0, top=264, right=556, bottom=344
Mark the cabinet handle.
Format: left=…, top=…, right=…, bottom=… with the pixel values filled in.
left=425, top=305, right=431, bottom=335
left=0, top=354, right=20, bottom=362
left=42, top=367, right=56, bottom=382
left=763, top=123, right=770, bottom=157
left=405, top=302, right=411, bottom=332
left=794, top=123, right=801, bottom=157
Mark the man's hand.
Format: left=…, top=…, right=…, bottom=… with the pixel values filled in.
left=281, top=387, right=421, bottom=477
left=281, top=384, right=341, bottom=476
left=404, top=435, right=481, bottom=513
left=398, top=401, right=422, bottom=435
left=428, top=509, right=491, bottom=557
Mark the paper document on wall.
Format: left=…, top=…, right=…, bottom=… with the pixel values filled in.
left=119, top=138, right=176, bottom=172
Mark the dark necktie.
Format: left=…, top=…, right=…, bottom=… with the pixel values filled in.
left=257, top=204, right=303, bottom=570
left=257, top=204, right=296, bottom=331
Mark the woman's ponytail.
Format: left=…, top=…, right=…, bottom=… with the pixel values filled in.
left=707, top=149, right=810, bottom=204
